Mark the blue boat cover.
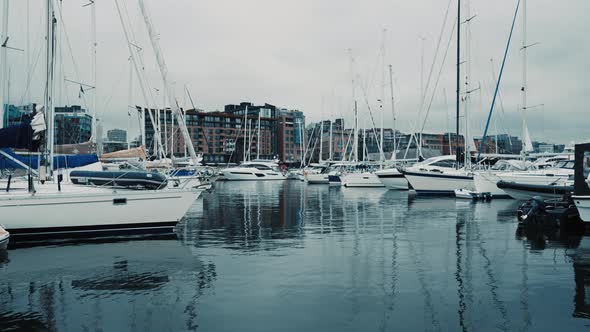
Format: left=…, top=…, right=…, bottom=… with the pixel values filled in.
left=0, top=148, right=99, bottom=170
left=0, top=118, right=38, bottom=150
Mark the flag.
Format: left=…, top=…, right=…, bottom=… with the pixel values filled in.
left=78, top=85, right=85, bottom=98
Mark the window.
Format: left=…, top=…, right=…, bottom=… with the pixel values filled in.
left=432, top=160, right=456, bottom=168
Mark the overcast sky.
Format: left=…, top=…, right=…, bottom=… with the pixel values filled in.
left=2, top=0, right=589, bottom=144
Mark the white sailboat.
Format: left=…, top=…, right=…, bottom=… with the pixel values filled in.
left=0, top=1, right=202, bottom=240
left=340, top=102, right=384, bottom=188
left=473, top=0, right=563, bottom=200
left=401, top=0, right=475, bottom=195
left=401, top=155, right=473, bottom=194
left=375, top=64, right=408, bottom=190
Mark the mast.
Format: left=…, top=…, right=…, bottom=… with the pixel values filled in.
left=26, top=0, right=30, bottom=108
left=464, top=0, right=471, bottom=169
left=455, top=0, right=461, bottom=169
left=243, top=105, right=248, bottom=162
left=388, top=64, right=396, bottom=161
left=137, top=0, right=199, bottom=165
left=418, top=36, right=426, bottom=159
left=114, top=0, right=164, bottom=159
left=353, top=101, right=358, bottom=162
left=163, top=87, right=168, bottom=157
left=45, top=0, right=56, bottom=177
left=379, top=99, right=384, bottom=167
left=329, top=119, right=333, bottom=161
left=521, top=0, right=529, bottom=155
left=298, top=118, right=305, bottom=167
left=362, top=122, right=367, bottom=162
left=127, top=57, right=132, bottom=150
left=0, top=0, right=9, bottom=129
left=90, top=0, right=97, bottom=145
left=318, top=97, right=325, bottom=164
left=247, top=118, right=252, bottom=161
left=257, top=109, right=261, bottom=160
left=380, top=29, right=386, bottom=166
left=319, top=98, right=324, bottom=163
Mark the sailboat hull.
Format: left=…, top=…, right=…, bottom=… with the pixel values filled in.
left=0, top=185, right=201, bottom=240
left=402, top=170, right=474, bottom=195
left=305, top=173, right=330, bottom=184
left=473, top=172, right=511, bottom=198
left=375, top=169, right=409, bottom=190
left=342, top=173, right=385, bottom=188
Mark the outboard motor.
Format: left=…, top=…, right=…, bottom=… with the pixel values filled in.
left=518, top=196, right=546, bottom=223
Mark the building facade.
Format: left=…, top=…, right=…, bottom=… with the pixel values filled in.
left=2, top=104, right=35, bottom=128
left=53, top=105, right=92, bottom=145
left=107, top=129, right=127, bottom=143
left=142, top=102, right=305, bottom=164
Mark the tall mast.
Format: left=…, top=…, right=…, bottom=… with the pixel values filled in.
left=256, top=109, right=261, bottom=160
left=362, top=122, right=367, bottom=162
left=418, top=36, right=425, bottom=159
left=137, top=0, right=199, bottom=164
left=90, top=0, right=97, bottom=145
left=243, top=105, right=248, bottom=163
left=0, top=0, right=9, bottom=129
left=318, top=122, right=323, bottom=163
left=353, top=101, right=358, bottom=162
left=26, top=0, right=30, bottom=108
left=298, top=118, right=305, bottom=167
left=464, top=0, right=471, bottom=169
left=127, top=57, right=132, bottom=150
left=163, top=87, right=168, bottom=157
left=380, top=29, right=386, bottom=166
left=114, top=0, right=163, bottom=159
left=388, top=64, right=396, bottom=161
left=455, top=0, right=461, bottom=169
left=329, top=119, right=333, bottom=161
left=521, top=0, right=528, bottom=155
left=45, top=0, right=56, bottom=177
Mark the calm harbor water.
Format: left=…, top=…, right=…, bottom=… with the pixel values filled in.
left=1, top=181, right=590, bottom=331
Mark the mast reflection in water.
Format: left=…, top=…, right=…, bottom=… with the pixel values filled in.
left=1, top=181, right=589, bottom=331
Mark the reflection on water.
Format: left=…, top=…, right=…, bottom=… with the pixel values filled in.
left=1, top=181, right=589, bottom=331
left=574, top=239, right=590, bottom=319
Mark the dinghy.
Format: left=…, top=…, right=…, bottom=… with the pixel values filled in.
left=70, top=170, right=168, bottom=190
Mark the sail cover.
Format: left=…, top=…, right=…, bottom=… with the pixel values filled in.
left=0, top=148, right=99, bottom=170
left=0, top=111, right=46, bottom=150
left=101, top=146, right=147, bottom=160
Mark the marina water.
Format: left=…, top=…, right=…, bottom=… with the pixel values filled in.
left=1, top=181, right=589, bottom=331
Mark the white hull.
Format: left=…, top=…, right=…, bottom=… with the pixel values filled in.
left=496, top=173, right=570, bottom=186
left=500, top=184, right=571, bottom=201
left=454, top=189, right=475, bottom=199
left=473, top=172, right=511, bottom=198
left=305, top=173, right=330, bottom=184
left=221, top=167, right=286, bottom=181
left=0, top=184, right=201, bottom=239
left=573, top=196, right=590, bottom=222
left=403, top=170, right=474, bottom=195
left=342, top=173, right=385, bottom=188
left=375, top=168, right=408, bottom=190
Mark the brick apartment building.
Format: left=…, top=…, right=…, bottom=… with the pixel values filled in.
left=143, top=102, right=305, bottom=164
